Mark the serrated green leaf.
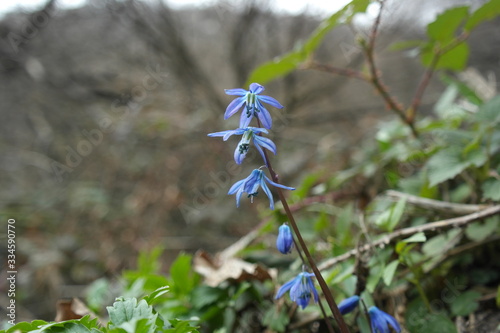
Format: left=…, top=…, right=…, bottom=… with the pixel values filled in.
left=427, top=6, right=469, bottom=42
left=245, top=0, right=369, bottom=85
left=6, top=320, right=49, bottom=333
left=451, top=290, right=481, bottom=316
left=383, top=260, right=399, bottom=286
left=402, top=232, right=427, bottom=243
left=482, top=179, right=500, bottom=201
left=375, top=198, right=406, bottom=232
left=426, top=146, right=487, bottom=187
left=465, top=0, right=500, bottom=31
left=107, top=298, right=157, bottom=333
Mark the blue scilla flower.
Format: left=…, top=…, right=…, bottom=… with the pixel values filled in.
left=275, top=272, right=319, bottom=309
left=224, top=83, right=284, bottom=129
left=207, top=127, right=276, bottom=164
left=338, top=295, right=360, bottom=315
left=276, top=223, right=293, bottom=254
left=228, top=169, right=294, bottom=210
left=368, top=306, right=401, bottom=333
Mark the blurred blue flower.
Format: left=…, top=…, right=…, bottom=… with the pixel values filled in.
left=207, top=127, right=276, bottom=164
left=338, top=295, right=360, bottom=315
left=228, top=169, right=294, bottom=210
left=368, top=306, right=401, bottom=333
left=276, top=223, right=293, bottom=254
left=275, top=272, right=319, bottom=309
left=224, top=83, right=284, bottom=129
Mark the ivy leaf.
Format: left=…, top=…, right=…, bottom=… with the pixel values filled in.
left=465, top=0, right=500, bottom=31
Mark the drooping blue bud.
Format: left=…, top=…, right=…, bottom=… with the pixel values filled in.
left=338, top=295, right=360, bottom=315
left=276, top=223, right=293, bottom=254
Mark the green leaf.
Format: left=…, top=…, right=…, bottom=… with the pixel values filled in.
left=421, top=42, right=469, bottom=71
left=402, top=232, right=427, bottom=243
left=440, top=74, right=483, bottom=105
left=482, top=179, right=500, bottom=201
left=389, top=40, right=425, bottom=51
left=427, top=6, right=469, bottom=42
left=465, top=0, right=500, bottom=31
left=450, top=290, right=481, bottom=316
left=6, top=320, right=49, bottom=333
left=406, top=298, right=457, bottom=333
left=190, top=285, right=226, bottom=309
left=107, top=298, right=157, bottom=333
left=170, top=253, right=197, bottom=296
left=426, top=146, right=487, bottom=187
left=475, top=95, right=500, bottom=125
left=262, top=305, right=289, bottom=332
left=375, top=198, right=406, bottom=232
left=465, top=216, right=499, bottom=242
left=245, top=0, right=369, bottom=85
left=383, top=260, right=399, bottom=286
left=143, top=286, right=169, bottom=305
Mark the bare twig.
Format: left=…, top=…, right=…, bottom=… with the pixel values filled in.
left=384, top=190, right=486, bottom=215
left=318, top=205, right=500, bottom=270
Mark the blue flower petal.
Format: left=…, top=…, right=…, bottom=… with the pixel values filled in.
left=264, top=175, right=295, bottom=191
left=228, top=179, right=245, bottom=195
left=259, top=95, right=284, bottom=109
left=338, top=295, right=360, bottom=315
left=254, top=136, right=277, bottom=155
left=368, top=306, right=401, bottom=333
left=239, top=109, right=253, bottom=128
left=249, top=83, right=264, bottom=94
left=260, top=179, right=274, bottom=210
left=256, top=101, right=272, bottom=129
left=224, top=97, right=246, bottom=119
left=275, top=277, right=297, bottom=299
left=225, top=88, right=248, bottom=96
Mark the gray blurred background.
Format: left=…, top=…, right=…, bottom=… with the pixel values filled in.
left=0, top=0, right=499, bottom=321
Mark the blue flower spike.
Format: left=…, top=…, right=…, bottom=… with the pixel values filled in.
left=275, top=272, right=319, bottom=309
left=338, top=295, right=360, bottom=315
left=228, top=169, right=294, bottom=210
left=224, top=83, right=284, bottom=129
left=276, top=223, right=293, bottom=254
left=207, top=127, right=276, bottom=164
left=368, top=306, right=401, bottom=333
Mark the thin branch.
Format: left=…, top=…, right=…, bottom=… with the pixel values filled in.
left=384, top=190, right=487, bottom=215
left=318, top=205, right=500, bottom=270
left=408, top=32, right=470, bottom=122
left=360, top=1, right=419, bottom=137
